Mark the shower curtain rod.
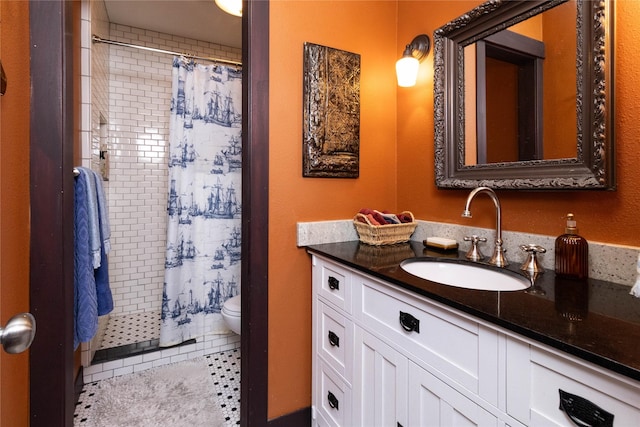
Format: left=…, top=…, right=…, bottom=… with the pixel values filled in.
left=91, top=35, right=242, bottom=67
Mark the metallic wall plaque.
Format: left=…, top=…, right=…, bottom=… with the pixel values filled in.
left=303, top=43, right=360, bottom=178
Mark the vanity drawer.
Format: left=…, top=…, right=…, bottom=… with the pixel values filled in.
left=355, top=277, right=495, bottom=396
left=317, top=301, right=353, bottom=383
left=506, top=337, right=640, bottom=426
left=315, top=358, right=352, bottom=427
left=313, top=255, right=352, bottom=314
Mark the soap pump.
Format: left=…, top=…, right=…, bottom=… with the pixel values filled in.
left=554, top=213, right=589, bottom=280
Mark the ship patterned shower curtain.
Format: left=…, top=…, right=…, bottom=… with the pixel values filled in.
left=160, top=57, right=242, bottom=347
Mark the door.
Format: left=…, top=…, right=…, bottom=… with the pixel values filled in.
left=0, top=1, right=32, bottom=425
left=408, top=362, right=498, bottom=427
left=354, top=328, right=409, bottom=427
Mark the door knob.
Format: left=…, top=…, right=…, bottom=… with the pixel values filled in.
left=0, top=313, right=36, bottom=354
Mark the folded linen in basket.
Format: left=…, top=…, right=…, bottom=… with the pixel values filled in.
left=358, top=208, right=413, bottom=225
left=358, top=208, right=387, bottom=225
left=375, top=211, right=400, bottom=224
left=397, top=212, right=413, bottom=223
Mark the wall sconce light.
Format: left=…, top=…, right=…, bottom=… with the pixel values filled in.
left=396, top=34, right=431, bottom=87
left=215, top=0, right=242, bottom=17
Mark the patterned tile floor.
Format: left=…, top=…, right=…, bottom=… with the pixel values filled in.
left=74, top=348, right=241, bottom=426
left=100, top=311, right=162, bottom=349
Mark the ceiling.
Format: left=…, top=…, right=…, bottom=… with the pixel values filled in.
left=103, top=0, right=241, bottom=49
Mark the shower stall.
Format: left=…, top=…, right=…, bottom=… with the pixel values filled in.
left=79, top=0, right=241, bottom=380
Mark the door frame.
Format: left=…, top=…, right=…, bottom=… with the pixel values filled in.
left=241, top=0, right=270, bottom=425
left=29, top=1, right=272, bottom=426
left=29, top=1, right=76, bottom=425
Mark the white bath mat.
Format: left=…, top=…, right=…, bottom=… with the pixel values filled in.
left=91, top=357, right=226, bottom=426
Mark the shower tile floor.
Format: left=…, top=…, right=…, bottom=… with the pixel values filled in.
left=74, top=348, right=241, bottom=426
left=100, top=311, right=162, bottom=349
left=92, top=311, right=171, bottom=364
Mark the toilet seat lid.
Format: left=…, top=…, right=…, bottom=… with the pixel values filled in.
left=223, top=295, right=241, bottom=315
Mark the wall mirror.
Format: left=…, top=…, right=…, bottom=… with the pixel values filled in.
left=433, top=0, right=615, bottom=190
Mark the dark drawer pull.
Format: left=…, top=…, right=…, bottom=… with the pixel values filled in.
left=559, top=389, right=614, bottom=427
left=327, top=391, right=339, bottom=410
left=328, top=331, right=340, bottom=347
left=328, top=276, right=340, bottom=290
left=399, top=311, right=420, bottom=333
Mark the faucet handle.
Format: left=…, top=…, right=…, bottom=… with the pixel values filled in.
left=464, top=235, right=487, bottom=261
left=519, top=244, right=546, bottom=273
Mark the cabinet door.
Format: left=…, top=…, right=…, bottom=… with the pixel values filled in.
left=354, top=327, right=408, bottom=427
left=408, top=361, right=498, bottom=427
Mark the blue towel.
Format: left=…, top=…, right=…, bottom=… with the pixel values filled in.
left=77, top=167, right=102, bottom=268
left=95, top=235, right=113, bottom=316
left=94, top=170, right=113, bottom=315
left=92, top=169, right=111, bottom=254
left=74, top=168, right=98, bottom=349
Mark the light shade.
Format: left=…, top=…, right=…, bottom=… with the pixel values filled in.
left=396, top=55, right=420, bottom=87
left=215, top=0, right=242, bottom=17
left=396, top=34, right=431, bottom=87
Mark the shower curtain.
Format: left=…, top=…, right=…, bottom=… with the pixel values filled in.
left=160, top=57, right=242, bottom=347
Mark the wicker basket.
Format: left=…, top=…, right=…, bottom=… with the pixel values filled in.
left=354, top=242, right=416, bottom=268
left=353, top=211, right=416, bottom=245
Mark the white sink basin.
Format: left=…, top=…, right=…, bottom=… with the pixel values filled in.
left=400, top=259, right=530, bottom=291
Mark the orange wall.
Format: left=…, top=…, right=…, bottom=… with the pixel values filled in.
left=269, top=0, right=398, bottom=418
left=269, top=0, right=640, bottom=420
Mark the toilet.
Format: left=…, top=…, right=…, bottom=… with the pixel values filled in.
left=221, top=295, right=241, bottom=335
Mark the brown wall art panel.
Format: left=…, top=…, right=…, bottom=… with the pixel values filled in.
left=303, top=42, right=360, bottom=178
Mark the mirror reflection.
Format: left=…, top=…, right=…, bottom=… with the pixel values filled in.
left=464, top=0, right=577, bottom=165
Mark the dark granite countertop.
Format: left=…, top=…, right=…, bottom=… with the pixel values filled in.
left=307, top=240, right=640, bottom=382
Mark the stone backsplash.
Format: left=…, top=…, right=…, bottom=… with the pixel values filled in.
left=297, top=219, right=640, bottom=287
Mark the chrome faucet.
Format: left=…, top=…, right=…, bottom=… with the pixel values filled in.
left=461, top=187, right=508, bottom=267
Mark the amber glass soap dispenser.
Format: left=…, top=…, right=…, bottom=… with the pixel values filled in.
left=554, top=213, right=589, bottom=279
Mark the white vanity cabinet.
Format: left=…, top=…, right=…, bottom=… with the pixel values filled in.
left=311, top=253, right=640, bottom=427
left=311, top=254, right=509, bottom=426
